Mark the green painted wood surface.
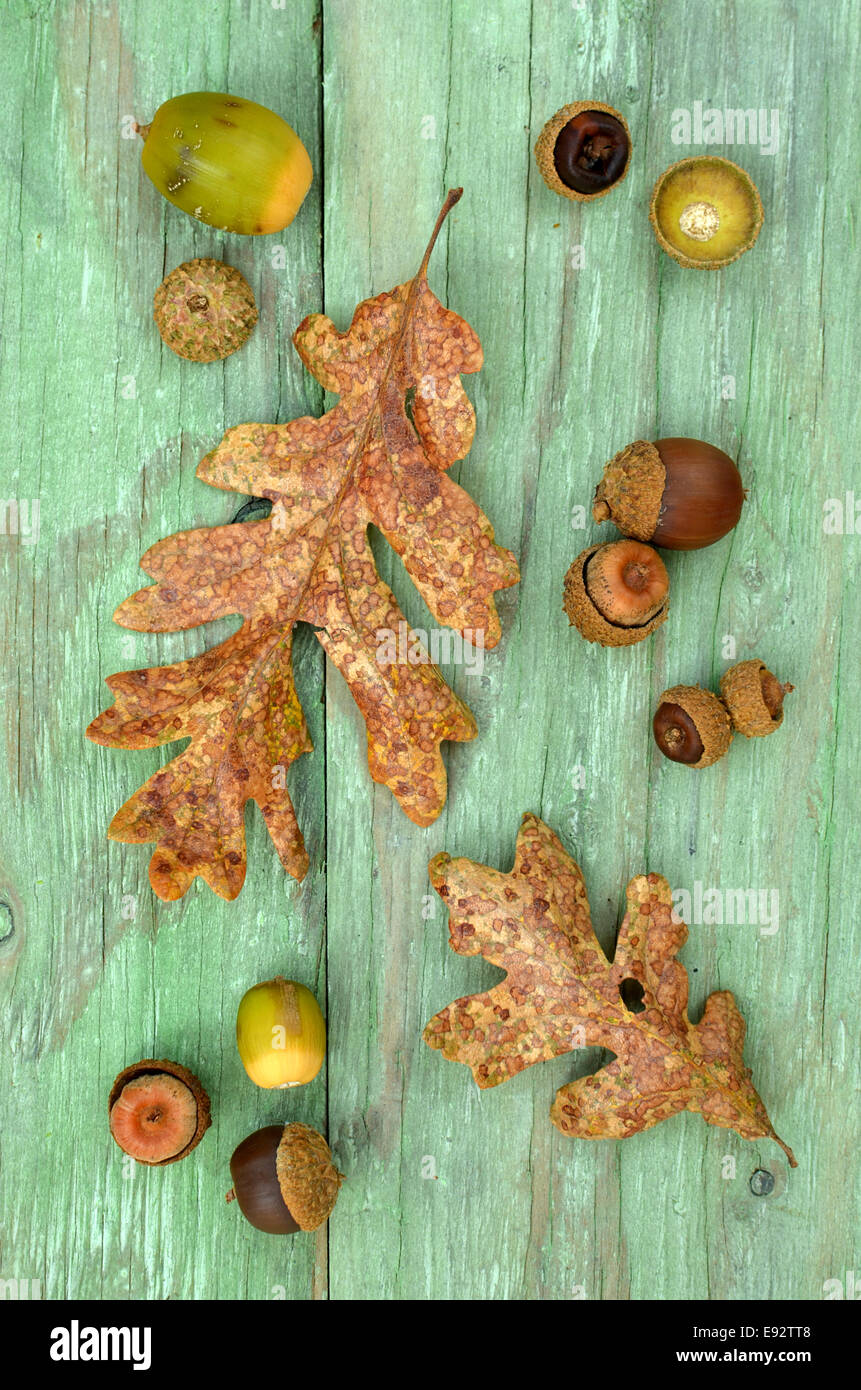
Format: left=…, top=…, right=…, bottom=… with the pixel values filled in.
left=1, top=0, right=857, bottom=1301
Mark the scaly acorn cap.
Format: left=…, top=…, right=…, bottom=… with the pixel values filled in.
left=275, top=1122, right=344, bottom=1231
left=720, top=659, right=794, bottom=737
left=534, top=100, right=632, bottom=203
left=563, top=543, right=668, bottom=646
left=108, top=1058, right=211, bottom=1165
left=153, top=258, right=258, bottom=362
left=592, top=440, right=665, bottom=540
left=649, top=156, right=763, bottom=270
left=657, top=685, right=733, bottom=768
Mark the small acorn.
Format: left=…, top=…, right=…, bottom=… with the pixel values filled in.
left=226, top=1122, right=344, bottom=1234
left=593, top=437, right=745, bottom=551
left=535, top=101, right=631, bottom=202
left=720, top=659, right=794, bottom=737
left=653, top=685, right=733, bottom=768
left=137, top=91, right=312, bottom=235
left=154, top=259, right=258, bottom=362
left=236, top=976, right=326, bottom=1089
left=108, top=1059, right=211, bottom=1165
left=650, top=156, right=763, bottom=269
left=564, top=539, right=669, bottom=646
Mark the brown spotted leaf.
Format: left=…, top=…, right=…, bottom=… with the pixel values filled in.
left=87, top=191, right=519, bottom=901
left=423, top=814, right=796, bottom=1165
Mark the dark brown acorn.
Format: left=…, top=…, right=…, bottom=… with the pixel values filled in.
left=226, top=1123, right=343, bottom=1234
left=535, top=101, right=631, bottom=203
left=653, top=685, right=733, bottom=768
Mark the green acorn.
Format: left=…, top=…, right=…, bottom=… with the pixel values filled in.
left=138, top=91, right=312, bottom=235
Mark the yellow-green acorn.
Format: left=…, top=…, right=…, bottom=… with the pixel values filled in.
left=237, top=977, right=326, bottom=1088
left=138, top=92, right=312, bottom=235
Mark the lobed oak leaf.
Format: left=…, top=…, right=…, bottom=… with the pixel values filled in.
left=87, top=191, right=519, bottom=901
left=423, top=813, right=797, bottom=1166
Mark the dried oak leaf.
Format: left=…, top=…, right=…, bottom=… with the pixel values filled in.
left=424, top=814, right=796, bottom=1165
left=87, top=190, right=519, bottom=901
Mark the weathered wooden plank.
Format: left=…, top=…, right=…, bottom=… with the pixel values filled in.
left=0, top=0, right=327, bottom=1300
left=323, top=0, right=858, bottom=1301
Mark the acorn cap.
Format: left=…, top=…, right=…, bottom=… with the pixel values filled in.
left=657, top=685, right=733, bottom=768
left=649, top=156, right=763, bottom=270
left=153, top=258, right=258, bottom=362
left=720, top=659, right=794, bottom=737
left=593, top=441, right=664, bottom=540
left=563, top=544, right=668, bottom=646
left=275, top=1122, right=344, bottom=1231
left=108, top=1058, right=211, bottom=1165
left=534, top=101, right=632, bottom=203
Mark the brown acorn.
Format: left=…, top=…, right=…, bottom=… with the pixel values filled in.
left=535, top=101, right=631, bottom=202
left=226, top=1123, right=344, bottom=1234
left=593, top=438, right=745, bottom=550
left=108, top=1059, right=211, bottom=1165
left=653, top=685, right=733, bottom=768
left=563, top=540, right=669, bottom=646
left=720, top=659, right=794, bottom=737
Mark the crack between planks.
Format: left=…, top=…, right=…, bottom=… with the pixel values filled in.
left=519, top=0, right=535, bottom=416
left=316, top=0, right=331, bottom=1303
left=642, top=7, right=658, bottom=883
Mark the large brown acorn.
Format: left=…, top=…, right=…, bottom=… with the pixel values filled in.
left=720, top=659, right=794, bottom=737
left=593, top=438, right=745, bottom=550
left=226, top=1123, right=343, bottom=1234
left=563, top=539, right=669, bottom=646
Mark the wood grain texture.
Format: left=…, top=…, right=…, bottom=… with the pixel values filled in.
left=0, top=0, right=857, bottom=1301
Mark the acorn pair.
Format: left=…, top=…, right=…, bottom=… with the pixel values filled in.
left=564, top=436, right=746, bottom=645
left=654, top=660, right=794, bottom=769
left=142, top=91, right=314, bottom=363
left=227, top=977, right=344, bottom=1234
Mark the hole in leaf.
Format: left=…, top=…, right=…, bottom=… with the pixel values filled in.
left=0, top=901, right=14, bottom=946
left=619, top=978, right=646, bottom=1014
left=749, top=1168, right=776, bottom=1197
left=231, top=496, right=273, bottom=525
